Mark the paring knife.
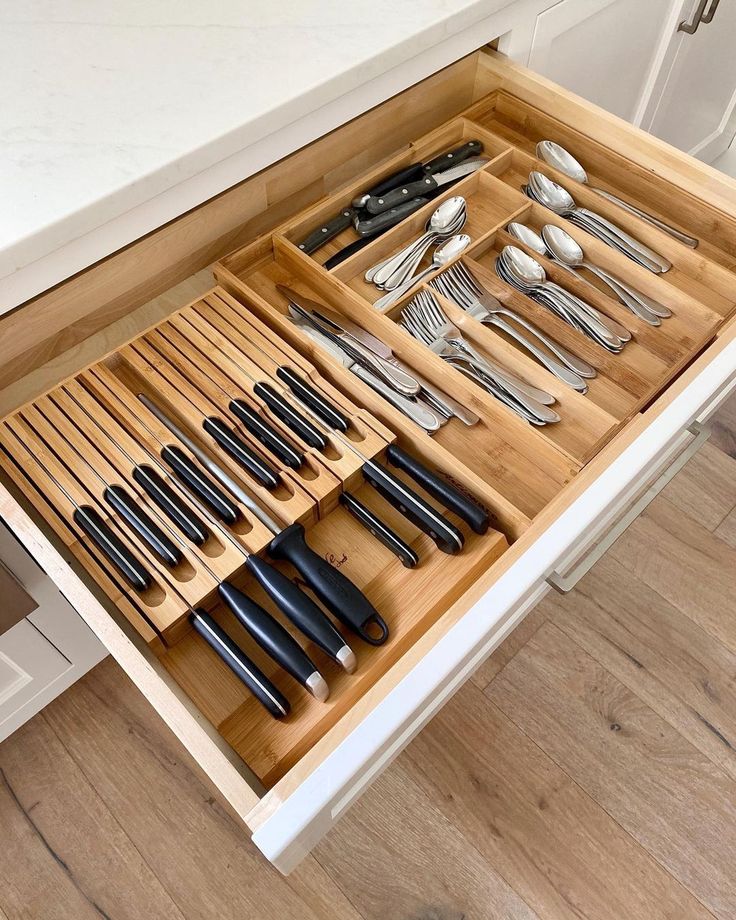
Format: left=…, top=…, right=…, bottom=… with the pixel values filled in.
left=364, top=157, right=489, bottom=215
left=298, top=140, right=484, bottom=254
left=301, top=302, right=480, bottom=428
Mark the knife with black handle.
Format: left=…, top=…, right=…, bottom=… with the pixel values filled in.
left=203, top=417, right=281, bottom=489
left=218, top=581, right=329, bottom=701
left=103, top=484, right=182, bottom=567
left=339, top=492, right=418, bottom=569
left=244, top=554, right=356, bottom=672
left=268, top=522, right=389, bottom=645
left=161, top=445, right=241, bottom=525
left=385, top=445, right=490, bottom=535
left=190, top=608, right=290, bottom=719
left=360, top=459, right=465, bottom=555
left=364, top=157, right=488, bottom=214
left=133, top=464, right=210, bottom=546
left=73, top=505, right=152, bottom=592
left=250, top=383, right=329, bottom=450
left=227, top=399, right=304, bottom=470
left=422, top=139, right=483, bottom=174
left=274, top=367, right=350, bottom=432
left=324, top=198, right=429, bottom=269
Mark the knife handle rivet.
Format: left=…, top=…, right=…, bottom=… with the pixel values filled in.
left=424, top=178, right=431, bottom=184
left=321, top=227, right=328, bottom=233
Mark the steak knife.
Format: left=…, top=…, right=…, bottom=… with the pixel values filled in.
left=364, top=157, right=489, bottom=215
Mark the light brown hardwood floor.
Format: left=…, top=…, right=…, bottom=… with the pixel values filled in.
left=2, top=392, right=736, bottom=920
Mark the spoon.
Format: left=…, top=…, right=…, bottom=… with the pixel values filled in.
left=541, top=224, right=666, bottom=326
left=536, top=141, right=698, bottom=249
left=527, top=172, right=671, bottom=274
left=506, top=222, right=547, bottom=255
left=500, top=246, right=626, bottom=351
left=373, top=234, right=471, bottom=310
left=366, top=197, right=466, bottom=286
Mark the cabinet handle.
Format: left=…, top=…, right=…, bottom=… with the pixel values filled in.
left=546, top=421, right=711, bottom=594
left=701, top=0, right=721, bottom=23
left=678, top=0, right=709, bottom=32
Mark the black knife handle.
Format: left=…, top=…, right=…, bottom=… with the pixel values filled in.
left=103, top=484, right=182, bottom=567
left=218, top=582, right=325, bottom=696
left=73, top=505, right=152, bottom=592
left=362, top=460, right=464, bottom=555
left=190, top=609, right=290, bottom=719
left=245, top=554, right=352, bottom=667
left=268, top=522, right=388, bottom=646
left=339, top=492, right=418, bottom=569
left=365, top=163, right=425, bottom=199
left=324, top=238, right=371, bottom=270
left=275, top=367, right=350, bottom=432
left=355, top=197, right=429, bottom=237
left=227, top=399, right=304, bottom=470
left=203, top=417, right=281, bottom=490
left=365, top=176, right=440, bottom=215
left=161, top=445, right=240, bottom=525
left=133, top=465, right=210, bottom=546
left=252, top=383, right=328, bottom=451
left=298, top=208, right=355, bottom=255
left=423, top=140, right=483, bottom=174
left=386, top=445, right=490, bottom=535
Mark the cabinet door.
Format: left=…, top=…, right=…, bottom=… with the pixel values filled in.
left=527, top=0, right=672, bottom=121
left=642, top=0, right=736, bottom=161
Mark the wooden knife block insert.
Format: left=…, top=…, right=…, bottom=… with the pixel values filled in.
left=3, top=79, right=736, bottom=789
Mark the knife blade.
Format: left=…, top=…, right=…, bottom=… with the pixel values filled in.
left=364, top=157, right=489, bottom=215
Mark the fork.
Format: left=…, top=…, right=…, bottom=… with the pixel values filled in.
left=430, top=262, right=594, bottom=391
left=400, top=291, right=560, bottom=425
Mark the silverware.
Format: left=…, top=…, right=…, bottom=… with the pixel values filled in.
left=401, top=291, right=561, bottom=425
left=430, top=262, right=593, bottom=391
left=525, top=171, right=671, bottom=273
left=536, top=140, right=698, bottom=248
left=307, top=302, right=480, bottom=427
left=364, top=158, right=488, bottom=215
left=541, top=224, right=670, bottom=325
left=373, top=234, right=471, bottom=311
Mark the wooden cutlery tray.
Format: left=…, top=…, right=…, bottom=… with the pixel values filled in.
left=3, top=53, right=736, bottom=798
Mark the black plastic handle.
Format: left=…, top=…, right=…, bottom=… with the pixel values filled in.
left=339, top=492, right=418, bottom=569
left=275, top=367, right=350, bottom=432
left=245, top=554, right=352, bottom=668
left=298, top=207, right=355, bottom=255
left=386, top=445, right=490, bottom=535
left=103, top=484, right=182, bottom=567
left=73, top=505, right=152, bottom=592
left=423, top=139, right=483, bottom=174
left=190, top=609, right=290, bottom=719
left=252, top=382, right=328, bottom=450
left=355, top=197, right=428, bottom=237
left=203, top=417, right=280, bottom=489
left=361, top=459, right=464, bottom=555
left=365, top=163, right=425, bottom=198
left=218, top=582, right=325, bottom=696
left=161, top=445, right=240, bottom=525
left=133, top=465, right=209, bottom=546
left=365, top=175, right=441, bottom=214
left=228, top=399, right=304, bottom=470
left=268, top=522, right=388, bottom=646
left=324, top=238, right=371, bottom=270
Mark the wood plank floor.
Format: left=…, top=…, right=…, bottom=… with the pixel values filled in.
left=2, top=395, right=736, bottom=920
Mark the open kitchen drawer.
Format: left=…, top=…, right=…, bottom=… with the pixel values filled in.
left=2, top=47, right=736, bottom=874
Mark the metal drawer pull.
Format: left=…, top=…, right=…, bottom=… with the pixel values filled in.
left=547, top=422, right=711, bottom=594
left=678, top=0, right=710, bottom=32
left=702, top=0, right=721, bottom=22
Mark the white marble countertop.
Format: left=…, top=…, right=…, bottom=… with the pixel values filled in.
left=1, top=0, right=514, bottom=311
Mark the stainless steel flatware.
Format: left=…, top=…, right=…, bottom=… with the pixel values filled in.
left=537, top=140, right=698, bottom=248
left=373, top=234, right=471, bottom=311
left=525, top=171, right=672, bottom=273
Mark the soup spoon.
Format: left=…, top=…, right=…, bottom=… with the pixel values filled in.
left=373, top=234, right=471, bottom=310
left=536, top=141, right=698, bottom=249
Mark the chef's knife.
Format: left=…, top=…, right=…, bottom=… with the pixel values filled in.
left=133, top=464, right=210, bottom=545
left=202, top=417, right=281, bottom=489
left=339, top=492, right=419, bottom=568
left=161, top=445, right=241, bottom=525
left=364, top=157, right=489, bottom=215
left=225, top=399, right=305, bottom=470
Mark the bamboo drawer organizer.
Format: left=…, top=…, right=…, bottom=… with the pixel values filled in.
left=3, top=77, right=736, bottom=790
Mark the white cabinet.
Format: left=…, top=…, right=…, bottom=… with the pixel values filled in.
left=0, top=522, right=105, bottom=739
left=640, top=0, right=736, bottom=162
left=526, top=0, right=672, bottom=121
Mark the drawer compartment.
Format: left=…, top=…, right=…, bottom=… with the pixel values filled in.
left=2, top=46, right=736, bottom=873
